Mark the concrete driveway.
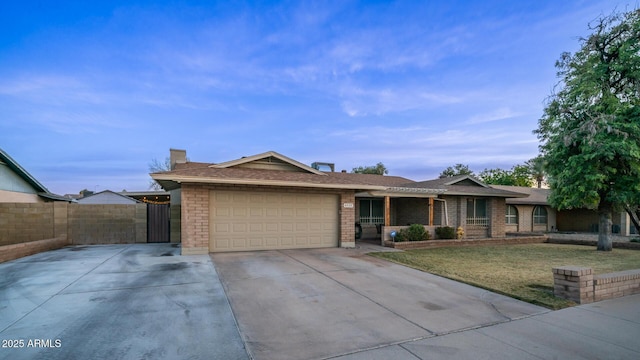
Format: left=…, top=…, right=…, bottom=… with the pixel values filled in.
left=212, top=244, right=549, bottom=360
left=0, top=244, right=248, bottom=360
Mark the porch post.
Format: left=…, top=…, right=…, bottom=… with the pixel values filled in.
left=429, top=198, right=434, bottom=226
left=384, top=196, right=390, bottom=226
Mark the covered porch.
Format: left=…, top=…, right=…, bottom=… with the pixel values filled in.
left=355, top=188, right=446, bottom=242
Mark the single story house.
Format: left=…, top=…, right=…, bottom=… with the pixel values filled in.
left=0, top=148, right=69, bottom=203
left=152, top=149, right=527, bottom=254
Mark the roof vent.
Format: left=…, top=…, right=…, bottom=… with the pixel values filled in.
left=311, top=162, right=335, bottom=172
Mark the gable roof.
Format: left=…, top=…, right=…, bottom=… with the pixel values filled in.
left=404, top=175, right=528, bottom=198
left=211, top=151, right=326, bottom=175
left=77, top=190, right=141, bottom=204
left=0, top=148, right=70, bottom=202
left=491, top=185, right=550, bottom=205
left=151, top=150, right=527, bottom=200
left=0, top=148, right=49, bottom=193
left=151, top=151, right=415, bottom=191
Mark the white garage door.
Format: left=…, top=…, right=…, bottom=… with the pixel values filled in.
left=210, top=190, right=339, bottom=252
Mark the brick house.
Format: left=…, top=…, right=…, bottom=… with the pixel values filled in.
left=151, top=149, right=526, bottom=254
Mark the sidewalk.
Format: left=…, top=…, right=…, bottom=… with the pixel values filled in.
left=331, top=293, right=640, bottom=359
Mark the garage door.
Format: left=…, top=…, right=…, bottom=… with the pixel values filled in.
left=210, top=190, right=339, bottom=252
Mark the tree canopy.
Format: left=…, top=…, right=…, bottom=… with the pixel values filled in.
left=535, top=10, right=640, bottom=251
left=478, top=165, right=534, bottom=187
left=352, top=162, right=388, bottom=175
left=439, top=163, right=474, bottom=177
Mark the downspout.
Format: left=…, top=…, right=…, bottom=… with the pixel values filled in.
left=433, top=198, right=448, bottom=226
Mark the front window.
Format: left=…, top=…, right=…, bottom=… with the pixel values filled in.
left=467, top=198, right=488, bottom=226
left=506, top=205, right=518, bottom=224
left=359, top=199, right=384, bottom=224
left=533, top=206, right=547, bottom=224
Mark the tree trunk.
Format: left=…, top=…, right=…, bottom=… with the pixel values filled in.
left=597, top=201, right=613, bottom=251
left=625, top=206, right=640, bottom=235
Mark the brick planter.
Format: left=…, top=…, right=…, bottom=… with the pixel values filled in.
left=384, top=235, right=547, bottom=250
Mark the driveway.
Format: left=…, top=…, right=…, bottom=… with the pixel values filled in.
left=0, top=244, right=248, bottom=360
left=212, top=244, right=549, bottom=360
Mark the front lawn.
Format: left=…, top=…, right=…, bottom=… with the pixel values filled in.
left=370, top=243, right=640, bottom=309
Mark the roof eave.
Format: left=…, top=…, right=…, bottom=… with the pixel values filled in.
left=150, top=174, right=387, bottom=191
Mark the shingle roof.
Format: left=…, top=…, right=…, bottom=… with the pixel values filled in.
left=151, top=152, right=526, bottom=199
left=491, top=185, right=550, bottom=205
left=152, top=161, right=414, bottom=191
left=403, top=175, right=528, bottom=198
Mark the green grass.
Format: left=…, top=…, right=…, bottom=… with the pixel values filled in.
left=369, top=244, right=640, bottom=309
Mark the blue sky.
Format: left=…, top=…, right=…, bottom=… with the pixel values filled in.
left=0, top=0, right=631, bottom=195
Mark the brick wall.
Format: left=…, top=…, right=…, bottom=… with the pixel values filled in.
left=489, top=198, right=506, bottom=237
left=395, top=198, right=429, bottom=225
left=181, top=184, right=210, bottom=255
left=339, top=191, right=356, bottom=248
left=553, top=266, right=640, bottom=304
left=384, top=235, right=547, bottom=250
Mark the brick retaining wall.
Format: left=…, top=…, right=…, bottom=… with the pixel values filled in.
left=547, top=233, right=640, bottom=249
left=553, top=266, right=640, bottom=304
left=384, top=235, right=548, bottom=250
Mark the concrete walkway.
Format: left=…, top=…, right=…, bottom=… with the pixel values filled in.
left=0, top=244, right=248, bottom=360
left=212, top=244, right=640, bottom=360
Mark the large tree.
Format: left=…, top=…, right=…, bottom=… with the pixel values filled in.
left=535, top=10, right=640, bottom=251
left=352, top=162, right=388, bottom=175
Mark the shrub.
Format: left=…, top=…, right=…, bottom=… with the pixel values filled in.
left=435, top=226, right=456, bottom=239
left=396, top=224, right=430, bottom=242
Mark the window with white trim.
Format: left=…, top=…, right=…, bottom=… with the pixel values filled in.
left=359, top=199, right=384, bottom=224
left=506, top=205, right=518, bottom=224
left=533, top=206, right=547, bottom=224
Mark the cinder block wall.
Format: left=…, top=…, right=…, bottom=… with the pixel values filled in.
left=68, top=204, right=147, bottom=244
left=0, top=202, right=148, bottom=262
left=0, top=203, right=56, bottom=246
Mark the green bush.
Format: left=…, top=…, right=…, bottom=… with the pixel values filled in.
left=435, top=226, right=456, bottom=239
left=396, top=224, right=430, bottom=242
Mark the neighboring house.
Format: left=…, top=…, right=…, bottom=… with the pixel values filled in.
left=0, top=148, right=68, bottom=203
left=491, top=185, right=557, bottom=233
left=151, top=149, right=526, bottom=255
left=76, top=190, right=141, bottom=204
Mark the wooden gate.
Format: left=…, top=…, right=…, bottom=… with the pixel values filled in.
left=147, top=203, right=170, bottom=243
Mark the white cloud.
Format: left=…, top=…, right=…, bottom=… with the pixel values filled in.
left=466, top=107, right=522, bottom=124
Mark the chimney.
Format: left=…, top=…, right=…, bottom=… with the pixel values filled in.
left=170, top=149, right=187, bottom=170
